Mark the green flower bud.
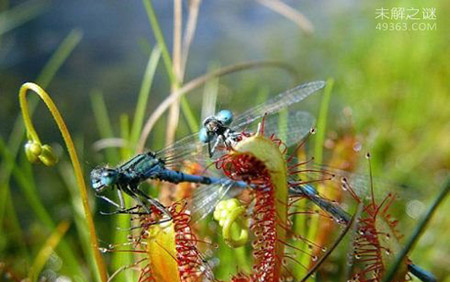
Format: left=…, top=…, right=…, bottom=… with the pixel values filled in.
left=38, top=144, right=58, bottom=166
left=213, top=198, right=248, bottom=248
left=24, top=141, right=42, bottom=163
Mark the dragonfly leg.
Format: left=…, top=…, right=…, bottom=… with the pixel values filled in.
left=95, top=193, right=121, bottom=208
left=210, top=135, right=224, bottom=158
left=117, top=189, right=125, bottom=209
left=132, top=187, right=173, bottom=224
left=96, top=194, right=137, bottom=216
left=99, top=205, right=144, bottom=216
left=207, top=138, right=213, bottom=158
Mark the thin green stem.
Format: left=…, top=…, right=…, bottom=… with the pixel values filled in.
left=0, top=29, right=82, bottom=227
left=143, top=0, right=176, bottom=84
left=0, top=139, right=83, bottom=277
left=29, top=221, right=70, bottom=282
left=130, top=46, right=161, bottom=149
left=143, top=0, right=198, bottom=135
left=382, top=177, right=450, bottom=282
left=300, top=208, right=357, bottom=282
left=19, top=83, right=108, bottom=282
left=58, top=163, right=100, bottom=281
left=90, top=90, right=120, bottom=164
left=36, top=29, right=83, bottom=87
left=298, top=78, right=333, bottom=279
left=314, top=78, right=334, bottom=165
left=120, top=114, right=131, bottom=158
left=0, top=0, right=50, bottom=36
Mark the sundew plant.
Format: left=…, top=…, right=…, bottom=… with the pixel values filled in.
left=1, top=1, right=449, bottom=282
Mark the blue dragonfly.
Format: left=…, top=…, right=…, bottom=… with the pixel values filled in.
left=91, top=81, right=325, bottom=221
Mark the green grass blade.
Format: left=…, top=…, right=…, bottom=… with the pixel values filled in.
left=130, top=46, right=161, bottom=149
left=0, top=29, right=82, bottom=219
left=36, top=29, right=83, bottom=87
left=90, top=89, right=120, bottom=164
left=296, top=78, right=333, bottom=280
left=313, top=78, right=333, bottom=165
left=58, top=163, right=100, bottom=282
left=179, top=97, right=199, bottom=133
left=0, top=139, right=85, bottom=278
left=300, top=209, right=358, bottom=282
left=108, top=113, right=135, bottom=282
left=0, top=0, right=50, bottom=36
left=382, top=178, right=450, bottom=282
left=0, top=139, right=30, bottom=263
left=0, top=30, right=83, bottom=276
left=142, top=0, right=176, bottom=83
left=143, top=0, right=199, bottom=133
left=29, top=221, right=70, bottom=282
left=120, top=113, right=131, bottom=157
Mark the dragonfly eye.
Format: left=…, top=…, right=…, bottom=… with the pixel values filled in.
left=90, top=168, right=118, bottom=192
left=101, top=170, right=118, bottom=186
left=216, top=110, right=233, bottom=126
left=199, top=127, right=211, bottom=143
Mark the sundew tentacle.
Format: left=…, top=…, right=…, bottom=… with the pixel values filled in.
left=115, top=202, right=211, bottom=282
left=146, top=202, right=213, bottom=282
left=346, top=155, right=433, bottom=282
left=214, top=119, right=355, bottom=281
left=305, top=134, right=360, bottom=276
left=349, top=192, right=410, bottom=282
left=216, top=127, right=289, bottom=282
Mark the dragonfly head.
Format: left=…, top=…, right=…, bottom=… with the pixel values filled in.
left=90, top=167, right=119, bottom=192
left=216, top=110, right=233, bottom=126
left=199, top=110, right=233, bottom=143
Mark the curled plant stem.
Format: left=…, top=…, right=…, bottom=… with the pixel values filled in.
left=137, top=60, right=298, bottom=152
left=19, top=83, right=108, bottom=282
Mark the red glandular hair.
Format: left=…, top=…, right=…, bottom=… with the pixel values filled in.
left=136, top=202, right=211, bottom=282
left=348, top=187, right=410, bottom=282
left=217, top=153, right=281, bottom=282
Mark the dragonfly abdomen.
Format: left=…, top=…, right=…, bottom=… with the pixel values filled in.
left=157, top=169, right=214, bottom=184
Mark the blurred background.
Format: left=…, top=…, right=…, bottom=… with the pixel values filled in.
left=1, top=0, right=449, bottom=281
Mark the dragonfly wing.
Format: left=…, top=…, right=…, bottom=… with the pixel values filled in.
left=257, top=110, right=316, bottom=148
left=231, top=81, right=325, bottom=130
left=289, top=158, right=407, bottom=201
left=158, top=81, right=324, bottom=168
left=190, top=180, right=236, bottom=222
left=156, top=133, right=211, bottom=170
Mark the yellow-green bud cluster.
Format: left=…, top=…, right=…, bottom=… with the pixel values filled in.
left=213, top=198, right=248, bottom=248
left=25, top=140, right=58, bottom=166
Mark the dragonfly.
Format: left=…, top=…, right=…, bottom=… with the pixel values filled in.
left=91, top=81, right=325, bottom=221
left=198, top=81, right=327, bottom=157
